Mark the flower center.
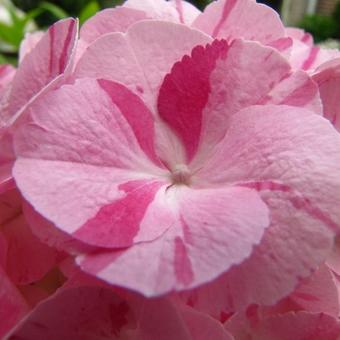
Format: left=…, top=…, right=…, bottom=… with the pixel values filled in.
left=171, top=164, right=191, bottom=185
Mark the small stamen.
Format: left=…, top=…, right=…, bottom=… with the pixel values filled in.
left=171, top=164, right=191, bottom=185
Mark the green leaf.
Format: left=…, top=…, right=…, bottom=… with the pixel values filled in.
left=79, top=1, right=100, bottom=25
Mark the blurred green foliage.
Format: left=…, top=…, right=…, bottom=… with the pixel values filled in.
left=298, top=0, right=340, bottom=43
left=299, top=14, right=337, bottom=42
left=334, top=0, right=340, bottom=39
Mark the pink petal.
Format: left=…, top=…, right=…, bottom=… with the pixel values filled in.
left=0, top=131, right=16, bottom=195
left=182, top=105, right=340, bottom=312
left=313, top=58, right=340, bottom=131
left=0, top=188, right=21, bottom=225
left=158, top=39, right=321, bottom=163
left=73, top=179, right=173, bottom=248
left=158, top=39, right=228, bottom=162
left=7, top=286, right=231, bottom=340
left=13, top=78, right=171, bottom=248
left=289, top=39, right=340, bottom=73
left=18, top=31, right=44, bottom=63
left=7, top=286, right=135, bottom=339
left=198, top=105, right=340, bottom=231
left=0, top=267, right=29, bottom=338
left=193, top=0, right=284, bottom=44
left=180, top=304, right=234, bottom=340
left=0, top=64, right=15, bottom=101
left=225, top=311, right=340, bottom=340
left=74, top=20, right=211, bottom=110
left=80, top=7, right=148, bottom=44
left=290, top=264, right=340, bottom=317
left=169, top=0, right=201, bottom=24
left=327, top=238, right=340, bottom=276
left=123, top=0, right=200, bottom=24
left=285, top=27, right=313, bottom=46
left=22, top=201, right=94, bottom=254
left=133, top=297, right=233, bottom=340
left=1, top=214, right=57, bottom=285
left=1, top=18, right=78, bottom=128
left=79, top=185, right=269, bottom=296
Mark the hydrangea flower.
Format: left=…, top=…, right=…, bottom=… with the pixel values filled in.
left=13, top=19, right=340, bottom=302
left=1, top=0, right=340, bottom=338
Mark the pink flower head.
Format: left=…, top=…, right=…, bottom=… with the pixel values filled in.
left=13, top=20, right=340, bottom=303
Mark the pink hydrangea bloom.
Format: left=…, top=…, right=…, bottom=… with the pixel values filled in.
left=2, top=0, right=340, bottom=337
left=13, top=20, right=340, bottom=303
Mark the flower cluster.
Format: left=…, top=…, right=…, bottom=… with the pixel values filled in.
left=1, top=0, right=340, bottom=338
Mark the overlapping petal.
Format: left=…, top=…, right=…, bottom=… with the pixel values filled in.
left=158, top=39, right=321, bottom=163
left=74, top=20, right=211, bottom=109
left=6, top=286, right=232, bottom=340
left=193, top=0, right=284, bottom=44
left=123, top=0, right=201, bottom=24
left=80, top=7, right=148, bottom=45
left=0, top=64, right=15, bottom=101
left=13, top=78, right=172, bottom=249
left=313, top=58, right=340, bottom=131
left=0, top=267, right=29, bottom=339
left=225, top=310, right=340, bottom=340
left=1, top=18, right=78, bottom=128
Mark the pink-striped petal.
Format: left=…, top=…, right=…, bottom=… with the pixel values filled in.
left=74, top=20, right=211, bottom=110
left=289, top=39, right=340, bottom=73
left=286, top=27, right=313, bottom=46
left=0, top=18, right=78, bottom=128
left=158, top=39, right=321, bottom=163
left=181, top=105, right=340, bottom=313
left=13, top=78, right=171, bottom=248
left=198, top=105, right=340, bottom=230
left=22, top=201, right=94, bottom=254
left=193, top=0, right=284, bottom=44
left=79, top=185, right=269, bottom=296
